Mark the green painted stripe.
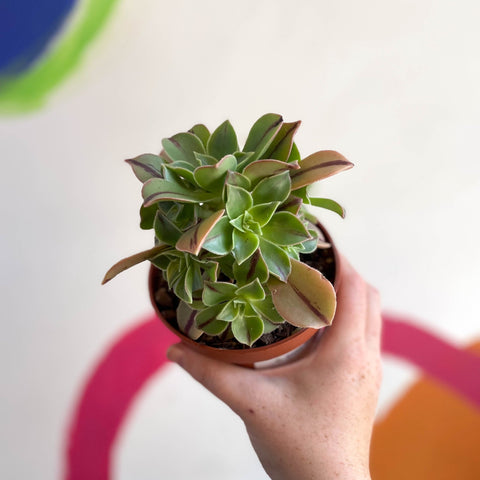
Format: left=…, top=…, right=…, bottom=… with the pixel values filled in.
left=0, top=0, right=121, bottom=113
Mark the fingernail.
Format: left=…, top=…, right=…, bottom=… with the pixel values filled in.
left=167, top=344, right=183, bottom=364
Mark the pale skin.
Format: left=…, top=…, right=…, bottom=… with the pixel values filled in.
left=167, top=256, right=382, bottom=480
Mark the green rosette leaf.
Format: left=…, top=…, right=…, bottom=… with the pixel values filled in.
left=268, top=259, right=336, bottom=328
left=247, top=202, right=280, bottom=228
left=207, top=120, right=239, bottom=159
left=226, top=184, right=253, bottom=219
left=154, top=210, right=182, bottom=246
left=262, top=121, right=301, bottom=162
left=161, top=132, right=205, bottom=167
left=251, top=294, right=285, bottom=324
left=202, top=217, right=234, bottom=255
left=232, top=229, right=259, bottom=264
left=258, top=238, right=291, bottom=282
left=252, top=171, right=291, bottom=204
left=309, top=197, right=346, bottom=218
left=291, top=150, right=353, bottom=190
left=176, top=210, right=225, bottom=255
left=202, top=281, right=237, bottom=306
left=217, top=301, right=241, bottom=322
left=142, top=178, right=213, bottom=206
left=242, top=159, right=299, bottom=186
left=262, top=212, right=311, bottom=246
left=243, top=113, right=283, bottom=162
left=102, top=244, right=170, bottom=284
left=232, top=249, right=268, bottom=285
left=236, top=278, right=265, bottom=302
left=195, top=305, right=229, bottom=335
left=232, top=314, right=264, bottom=346
left=194, top=154, right=237, bottom=192
left=139, top=203, right=158, bottom=230
left=189, top=124, right=210, bottom=148
left=126, top=154, right=164, bottom=182
left=177, top=301, right=203, bottom=340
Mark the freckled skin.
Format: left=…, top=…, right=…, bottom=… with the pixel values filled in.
left=168, top=256, right=382, bottom=480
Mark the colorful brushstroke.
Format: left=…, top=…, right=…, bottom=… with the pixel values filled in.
left=64, top=313, right=480, bottom=479
left=0, top=0, right=120, bottom=113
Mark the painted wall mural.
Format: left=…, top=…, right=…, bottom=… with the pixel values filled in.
left=64, top=314, right=480, bottom=480
left=0, top=0, right=119, bottom=113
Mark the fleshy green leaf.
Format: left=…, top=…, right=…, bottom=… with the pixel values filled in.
left=202, top=217, right=234, bottom=255
left=229, top=214, right=246, bottom=233
left=243, top=113, right=283, bottom=162
left=232, top=314, right=264, bottom=346
left=177, top=301, right=203, bottom=340
left=262, top=121, right=301, bottom=161
left=309, top=197, right=346, bottom=218
left=176, top=210, right=225, bottom=255
left=297, top=229, right=320, bottom=254
left=194, top=154, right=237, bottom=192
left=164, top=163, right=196, bottom=185
left=154, top=210, right=182, bottom=246
left=194, top=152, right=218, bottom=166
left=195, top=305, right=229, bottom=335
left=217, top=300, right=241, bottom=322
left=279, top=195, right=302, bottom=215
left=262, top=212, right=311, bottom=246
left=126, top=154, right=164, bottom=182
left=102, top=244, right=170, bottom=284
left=287, top=142, right=301, bottom=162
left=234, top=151, right=255, bottom=170
left=242, top=159, right=300, bottom=186
left=207, top=120, right=239, bottom=159
left=225, top=171, right=251, bottom=190
left=252, top=170, right=291, bottom=204
left=189, top=124, right=210, bottom=148
left=232, top=230, right=259, bottom=264
left=291, top=150, right=353, bottom=190
left=236, top=278, right=265, bottom=301
left=139, top=204, right=157, bottom=230
left=142, top=178, right=213, bottom=206
left=226, top=184, right=253, bottom=219
left=161, top=132, right=205, bottom=166
left=232, top=249, right=268, bottom=285
left=268, top=258, right=336, bottom=328
left=202, top=281, right=237, bottom=306
left=258, top=238, right=291, bottom=281
left=247, top=202, right=280, bottom=228
left=251, top=294, right=285, bottom=324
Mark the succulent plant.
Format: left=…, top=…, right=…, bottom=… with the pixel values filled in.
left=103, top=114, right=353, bottom=346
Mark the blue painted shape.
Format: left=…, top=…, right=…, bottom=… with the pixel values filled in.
left=0, top=0, right=77, bottom=74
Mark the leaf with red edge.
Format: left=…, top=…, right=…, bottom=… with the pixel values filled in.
left=243, top=113, right=283, bottom=162
left=263, top=121, right=301, bottom=161
left=126, top=154, right=164, bottom=182
left=176, top=210, right=225, bottom=255
left=102, top=244, right=170, bottom=284
left=291, top=150, right=353, bottom=190
left=242, top=159, right=299, bottom=185
left=268, top=258, right=336, bottom=328
left=177, top=301, right=203, bottom=340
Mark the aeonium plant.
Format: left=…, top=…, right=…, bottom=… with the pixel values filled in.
left=103, top=113, right=353, bottom=346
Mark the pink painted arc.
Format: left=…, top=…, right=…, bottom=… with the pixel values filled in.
left=64, top=313, right=480, bottom=480
left=64, top=315, right=176, bottom=480
left=382, top=313, right=480, bottom=408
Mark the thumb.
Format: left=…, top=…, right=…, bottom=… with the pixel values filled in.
left=167, top=343, right=255, bottom=412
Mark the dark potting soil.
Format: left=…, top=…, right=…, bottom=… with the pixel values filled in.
left=151, top=242, right=336, bottom=350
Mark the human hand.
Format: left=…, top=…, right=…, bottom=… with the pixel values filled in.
left=167, top=257, right=382, bottom=480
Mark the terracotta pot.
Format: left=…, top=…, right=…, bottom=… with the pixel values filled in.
left=149, top=223, right=339, bottom=366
